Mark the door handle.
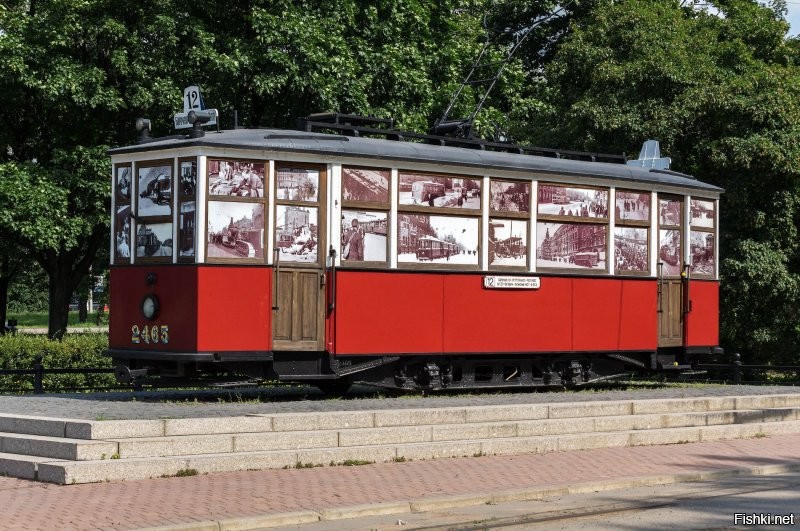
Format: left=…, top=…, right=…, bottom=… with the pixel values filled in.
left=272, top=248, right=280, bottom=310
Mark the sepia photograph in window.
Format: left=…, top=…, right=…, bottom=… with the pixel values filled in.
left=275, top=205, right=318, bottom=263
left=135, top=222, right=173, bottom=259
left=658, top=229, right=682, bottom=276
left=137, top=165, right=172, bottom=217
left=615, top=191, right=650, bottom=223
left=489, top=219, right=527, bottom=266
left=276, top=168, right=319, bottom=202
left=115, top=205, right=131, bottom=260
left=179, top=201, right=196, bottom=258
left=537, top=184, right=609, bottom=218
left=116, top=166, right=131, bottom=202
left=341, top=210, right=387, bottom=263
left=398, top=172, right=481, bottom=210
left=614, top=227, right=648, bottom=273
left=207, top=201, right=264, bottom=259
left=397, top=214, right=479, bottom=265
left=690, top=199, right=714, bottom=228
left=208, top=160, right=265, bottom=198
left=658, top=198, right=681, bottom=226
left=490, top=180, right=530, bottom=213
left=536, top=222, right=607, bottom=270
left=690, top=231, right=715, bottom=276
left=180, top=160, right=197, bottom=197
left=342, top=168, right=389, bottom=203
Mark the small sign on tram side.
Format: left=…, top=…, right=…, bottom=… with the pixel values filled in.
left=483, top=275, right=540, bottom=290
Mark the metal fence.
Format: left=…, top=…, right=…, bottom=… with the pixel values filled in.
left=695, top=353, right=800, bottom=385
left=0, top=355, right=117, bottom=393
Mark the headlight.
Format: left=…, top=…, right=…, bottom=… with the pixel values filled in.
left=141, top=294, right=160, bottom=320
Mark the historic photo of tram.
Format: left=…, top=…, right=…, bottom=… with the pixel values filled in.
left=538, top=185, right=608, bottom=218
left=137, top=165, right=172, bottom=217
left=179, top=160, right=197, bottom=197
left=341, top=210, right=387, bottom=262
left=207, top=202, right=264, bottom=259
left=536, top=222, right=607, bottom=270
left=342, top=168, right=389, bottom=203
left=398, top=172, right=481, bottom=209
left=490, top=180, right=529, bottom=212
left=690, top=199, right=715, bottom=228
left=135, top=222, right=173, bottom=258
left=614, top=227, right=648, bottom=272
left=489, top=219, right=527, bottom=266
left=397, top=214, right=479, bottom=265
left=208, top=160, right=265, bottom=198
left=275, top=205, right=318, bottom=262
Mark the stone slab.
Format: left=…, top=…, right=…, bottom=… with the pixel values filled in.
left=164, top=416, right=273, bottom=436
left=233, top=430, right=338, bottom=452
left=0, top=414, right=68, bottom=438
left=548, top=400, right=632, bottom=419
left=218, top=511, right=320, bottom=530
left=374, top=408, right=467, bottom=427
left=65, top=419, right=165, bottom=440
left=338, top=425, right=432, bottom=447
left=0, top=433, right=118, bottom=461
left=396, top=441, right=483, bottom=461
left=115, top=434, right=234, bottom=458
left=0, top=451, right=52, bottom=480
left=270, top=411, right=375, bottom=432
left=296, top=446, right=396, bottom=467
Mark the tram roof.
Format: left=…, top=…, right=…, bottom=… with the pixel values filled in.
left=109, top=128, right=723, bottom=194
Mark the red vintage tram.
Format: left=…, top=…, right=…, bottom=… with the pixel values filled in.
left=108, top=115, right=722, bottom=391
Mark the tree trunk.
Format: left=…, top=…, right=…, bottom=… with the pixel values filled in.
left=78, top=294, right=88, bottom=323
left=47, top=276, right=71, bottom=340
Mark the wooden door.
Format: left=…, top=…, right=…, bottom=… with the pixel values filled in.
left=657, top=195, right=684, bottom=347
left=271, top=164, right=327, bottom=351
left=658, top=279, right=683, bottom=347
left=272, top=268, right=326, bottom=351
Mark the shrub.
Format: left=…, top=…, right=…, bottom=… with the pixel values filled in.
left=0, top=333, right=114, bottom=392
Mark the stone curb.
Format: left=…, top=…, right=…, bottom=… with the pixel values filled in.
left=132, top=461, right=800, bottom=531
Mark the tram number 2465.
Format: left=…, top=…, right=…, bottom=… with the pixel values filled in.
left=131, top=325, right=169, bottom=345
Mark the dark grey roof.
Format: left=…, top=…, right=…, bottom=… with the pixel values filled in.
left=109, top=128, right=724, bottom=194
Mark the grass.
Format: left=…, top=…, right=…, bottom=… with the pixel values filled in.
left=9, top=311, right=109, bottom=328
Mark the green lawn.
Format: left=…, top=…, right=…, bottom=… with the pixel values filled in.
left=9, top=311, right=109, bottom=328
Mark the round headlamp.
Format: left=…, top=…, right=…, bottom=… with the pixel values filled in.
left=141, top=294, right=160, bottom=320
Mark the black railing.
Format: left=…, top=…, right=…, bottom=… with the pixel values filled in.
left=696, top=353, right=800, bottom=385
left=0, top=355, right=116, bottom=393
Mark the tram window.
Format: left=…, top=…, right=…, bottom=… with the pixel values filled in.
left=114, top=205, right=132, bottom=262
left=536, top=222, right=607, bottom=272
left=614, top=227, right=648, bottom=273
left=179, top=159, right=197, bottom=198
left=342, top=167, right=389, bottom=205
left=397, top=214, right=479, bottom=266
left=538, top=184, right=609, bottom=220
left=207, top=201, right=265, bottom=260
left=275, top=205, right=318, bottom=264
left=398, top=171, right=481, bottom=210
left=658, top=198, right=681, bottom=226
left=208, top=160, right=265, bottom=198
left=115, top=165, right=132, bottom=203
left=615, top=190, right=650, bottom=225
left=136, top=164, right=173, bottom=218
left=488, top=218, right=528, bottom=269
left=490, top=180, right=530, bottom=214
left=135, top=222, right=173, bottom=259
left=341, top=210, right=387, bottom=263
left=690, top=230, right=715, bottom=277
left=690, top=199, right=714, bottom=228
left=276, top=167, right=318, bottom=202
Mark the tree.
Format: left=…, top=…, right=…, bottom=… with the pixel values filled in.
left=0, top=1, right=189, bottom=338
left=522, top=0, right=800, bottom=363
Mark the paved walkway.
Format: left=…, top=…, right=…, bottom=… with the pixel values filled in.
left=2, top=432, right=799, bottom=530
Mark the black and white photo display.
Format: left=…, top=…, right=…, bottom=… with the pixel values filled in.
left=276, top=168, right=319, bottom=202
left=180, top=160, right=197, bottom=197
left=538, top=185, right=608, bottom=219
left=179, top=201, right=196, bottom=258
left=690, top=199, right=714, bottom=228
left=489, top=219, right=527, bottom=266
left=115, top=205, right=131, bottom=260
left=208, top=160, right=265, bottom=198
left=342, top=168, right=389, bottom=203
left=116, top=166, right=131, bottom=202
left=397, top=214, right=479, bottom=265
left=135, top=222, right=173, bottom=258
left=490, top=180, right=529, bottom=213
left=398, top=172, right=481, bottom=210
left=341, top=210, right=387, bottom=263
left=615, top=191, right=650, bottom=223
left=275, top=205, right=318, bottom=263
left=614, top=227, right=648, bottom=273
left=536, top=222, right=607, bottom=270
left=691, top=231, right=715, bottom=275
left=659, top=229, right=681, bottom=276
left=137, top=165, right=172, bottom=217
left=207, top=201, right=265, bottom=259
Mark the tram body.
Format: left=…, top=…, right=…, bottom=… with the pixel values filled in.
left=108, top=124, right=722, bottom=390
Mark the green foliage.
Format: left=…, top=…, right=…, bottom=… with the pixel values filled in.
left=0, top=333, right=113, bottom=391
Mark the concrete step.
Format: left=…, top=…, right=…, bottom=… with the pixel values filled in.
left=1, top=407, right=798, bottom=462
left=31, top=419, right=800, bottom=485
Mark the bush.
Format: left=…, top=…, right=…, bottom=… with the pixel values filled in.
left=0, top=333, right=114, bottom=392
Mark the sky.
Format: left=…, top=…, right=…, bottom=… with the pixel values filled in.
left=788, top=2, right=800, bottom=35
